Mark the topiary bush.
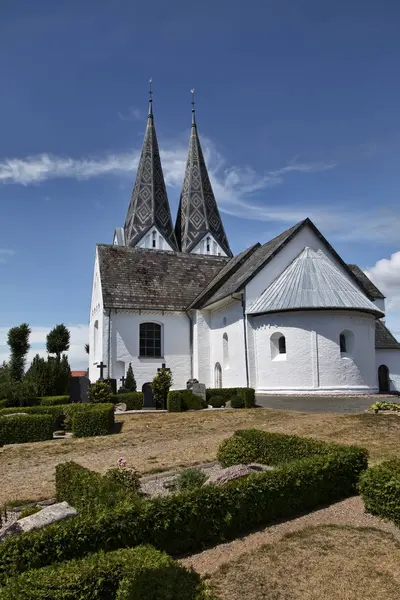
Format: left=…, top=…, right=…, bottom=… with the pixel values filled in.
left=111, top=392, right=144, bottom=410
left=0, top=414, right=54, bottom=445
left=359, top=459, right=400, bottom=525
left=167, top=391, right=182, bottom=412
left=176, top=468, right=207, bottom=491
left=118, top=386, right=129, bottom=395
left=208, top=395, right=225, bottom=408
left=0, top=545, right=211, bottom=600
left=166, top=390, right=206, bottom=412
left=40, top=396, right=71, bottom=406
left=230, top=395, right=244, bottom=409
left=88, top=380, right=113, bottom=404
left=71, top=403, right=114, bottom=437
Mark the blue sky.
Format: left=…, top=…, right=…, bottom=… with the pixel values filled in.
left=1, top=0, right=400, bottom=368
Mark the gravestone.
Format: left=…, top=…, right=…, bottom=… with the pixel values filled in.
left=142, top=382, right=154, bottom=408
left=68, top=376, right=89, bottom=403
left=192, top=382, right=206, bottom=402
left=186, top=378, right=199, bottom=390
left=107, top=378, right=117, bottom=394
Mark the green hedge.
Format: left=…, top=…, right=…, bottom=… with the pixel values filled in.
left=230, top=395, right=244, bottom=409
left=359, top=460, right=400, bottom=525
left=40, top=395, right=71, bottom=406
left=167, top=390, right=206, bottom=412
left=0, top=399, right=8, bottom=409
left=206, top=387, right=255, bottom=408
left=208, top=395, right=225, bottom=408
left=71, top=403, right=115, bottom=437
left=111, top=392, right=144, bottom=410
left=0, top=545, right=212, bottom=600
left=0, top=414, right=54, bottom=445
left=167, top=391, right=182, bottom=412
left=0, top=432, right=367, bottom=580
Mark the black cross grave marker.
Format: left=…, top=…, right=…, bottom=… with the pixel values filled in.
left=97, top=361, right=107, bottom=380
left=158, top=363, right=171, bottom=373
left=120, top=375, right=126, bottom=387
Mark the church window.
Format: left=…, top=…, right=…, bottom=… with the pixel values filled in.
left=93, top=320, right=99, bottom=360
left=152, top=230, right=157, bottom=248
left=278, top=335, right=286, bottom=354
left=215, top=362, right=222, bottom=387
left=223, top=332, right=229, bottom=369
left=206, top=236, right=211, bottom=253
left=340, top=333, right=346, bottom=353
left=140, top=322, right=162, bottom=358
left=339, top=330, right=354, bottom=356
left=270, top=332, right=287, bottom=360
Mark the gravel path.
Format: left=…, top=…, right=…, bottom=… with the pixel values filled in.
left=180, top=496, right=400, bottom=575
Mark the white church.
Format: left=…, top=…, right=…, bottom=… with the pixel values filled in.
left=89, top=93, right=400, bottom=396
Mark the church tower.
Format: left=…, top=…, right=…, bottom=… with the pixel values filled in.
left=175, top=91, right=232, bottom=257
left=119, top=83, right=178, bottom=251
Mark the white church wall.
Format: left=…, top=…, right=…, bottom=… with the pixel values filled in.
left=251, top=310, right=377, bottom=394
left=209, top=301, right=247, bottom=388
left=193, top=310, right=212, bottom=386
left=107, top=310, right=191, bottom=390
left=88, top=253, right=105, bottom=382
left=246, top=224, right=366, bottom=310
left=135, top=226, right=174, bottom=252
left=191, top=232, right=228, bottom=257
left=375, top=349, right=400, bottom=392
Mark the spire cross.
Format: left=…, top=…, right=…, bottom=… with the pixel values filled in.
left=190, top=88, right=196, bottom=125
left=148, top=78, right=153, bottom=116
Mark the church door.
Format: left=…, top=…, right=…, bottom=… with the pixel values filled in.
left=214, top=362, right=222, bottom=388
left=142, top=382, right=154, bottom=408
left=378, top=365, right=390, bottom=393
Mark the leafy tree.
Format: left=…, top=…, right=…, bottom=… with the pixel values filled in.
left=88, top=380, right=112, bottom=403
left=24, top=354, right=50, bottom=397
left=46, top=324, right=70, bottom=360
left=7, top=323, right=31, bottom=381
left=125, top=363, right=137, bottom=392
left=152, top=367, right=173, bottom=410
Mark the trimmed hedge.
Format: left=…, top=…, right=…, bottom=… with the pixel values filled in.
left=206, top=387, right=255, bottom=408
left=40, top=395, right=71, bottom=406
left=359, top=459, right=400, bottom=525
left=71, top=403, right=115, bottom=437
left=0, top=432, right=368, bottom=580
left=167, top=390, right=207, bottom=412
left=0, top=545, right=211, bottom=600
left=0, top=399, right=8, bottom=409
left=0, top=414, right=54, bottom=445
left=167, top=391, right=182, bottom=412
left=208, top=395, right=225, bottom=408
left=230, top=395, right=244, bottom=409
left=111, top=392, right=144, bottom=410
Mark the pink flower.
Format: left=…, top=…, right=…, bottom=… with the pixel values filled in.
left=118, top=457, right=126, bottom=468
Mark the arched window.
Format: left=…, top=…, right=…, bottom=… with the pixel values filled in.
left=93, top=320, right=99, bottom=360
left=278, top=336, right=286, bottom=354
left=206, top=236, right=211, bottom=253
left=270, top=332, right=286, bottom=360
left=223, top=332, right=229, bottom=369
left=339, top=330, right=354, bottom=355
left=340, top=333, right=346, bottom=353
left=215, top=362, right=222, bottom=388
left=140, top=322, right=162, bottom=358
left=152, top=230, right=157, bottom=248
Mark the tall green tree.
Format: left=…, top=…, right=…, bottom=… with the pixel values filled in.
left=46, top=324, right=70, bottom=360
left=7, top=323, right=31, bottom=381
left=152, top=367, right=173, bottom=410
left=125, top=363, right=137, bottom=392
left=24, top=354, right=49, bottom=397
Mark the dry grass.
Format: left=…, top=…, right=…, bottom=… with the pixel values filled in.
left=1, top=408, right=400, bottom=504
left=209, top=525, right=400, bottom=600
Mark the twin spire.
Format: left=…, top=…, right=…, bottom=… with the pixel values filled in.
left=123, top=85, right=232, bottom=257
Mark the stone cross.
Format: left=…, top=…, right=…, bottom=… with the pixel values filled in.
left=158, top=363, right=171, bottom=373
left=120, top=375, right=126, bottom=387
left=97, top=361, right=107, bottom=380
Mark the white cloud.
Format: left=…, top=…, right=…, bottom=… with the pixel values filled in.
left=0, top=249, right=15, bottom=264
left=0, top=325, right=89, bottom=370
left=117, top=106, right=143, bottom=122
left=366, top=252, right=400, bottom=311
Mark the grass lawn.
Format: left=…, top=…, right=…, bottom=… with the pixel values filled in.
left=209, top=525, right=400, bottom=600
left=1, top=408, right=400, bottom=504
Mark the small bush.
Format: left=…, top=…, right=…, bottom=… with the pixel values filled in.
left=0, top=414, right=54, bottom=445
left=118, top=386, right=129, bottom=394
left=359, top=460, right=400, bottom=525
left=152, top=368, right=173, bottom=410
left=0, top=545, right=210, bottom=600
left=72, top=403, right=114, bottom=437
left=40, top=395, right=71, bottom=406
left=88, top=380, right=113, bottom=404
left=230, top=395, right=244, bottom=409
left=167, top=390, right=206, bottom=412
left=104, top=467, right=141, bottom=495
left=369, top=401, right=400, bottom=412
left=111, top=392, right=144, bottom=410
left=206, top=387, right=255, bottom=408
left=167, top=391, right=182, bottom=412
left=176, top=468, right=207, bottom=491
left=208, top=395, right=225, bottom=408
left=125, top=363, right=137, bottom=392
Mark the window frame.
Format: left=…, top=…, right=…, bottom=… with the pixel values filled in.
left=139, top=322, right=163, bottom=358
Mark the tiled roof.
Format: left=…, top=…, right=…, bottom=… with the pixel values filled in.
left=248, top=247, right=383, bottom=317
left=375, top=320, right=400, bottom=349
left=97, top=244, right=228, bottom=311
left=347, top=264, right=385, bottom=300
left=71, top=371, right=88, bottom=377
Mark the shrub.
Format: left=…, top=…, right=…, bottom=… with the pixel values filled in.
left=104, top=467, right=141, bottom=495
left=152, top=368, right=173, bottom=410
left=167, top=390, right=206, bottom=412
left=230, top=395, right=244, bottom=409
left=71, top=403, right=114, bottom=437
left=118, top=386, right=129, bottom=394
left=88, top=380, right=113, bottom=404
left=0, top=433, right=368, bottom=580
left=0, top=545, right=210, bottom=600
left=206, top=387, right=255, bottom=408
left=176, top=468, right=207, bottom=491
left=167, top=391, right=182, bottom=412
left=359, top=460, right=400, bottom=525
left=40, top=395, right=71, bottom=406
left=0, top=414, right=54, bottom=445
left=208, top=395, right=225, bottom=408
left=368, top=401, right=400, bottom=412
left=111, top=392, right=144, bottom=410
left=125, top=363, right=137, bottom=392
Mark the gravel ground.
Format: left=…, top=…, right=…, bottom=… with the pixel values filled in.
left=180, top=496, right=400, bottom=575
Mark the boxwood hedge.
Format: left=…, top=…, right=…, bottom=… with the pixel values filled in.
left=71, top=403, right=114, bottom=437
left=167, top=390, right=206, bottom=412
left=0, top=414, right=54, bottom=445
left=0, top=430, right=367, bottom=580
left=111, top=392, right=144, bottom=410
left=206, top=387, right=255, bottom=408
left=40, top=396, right=71, bottom=406
left=0, top=545, right=212, bottom=600
left=358, top=459, right=400, bottom=525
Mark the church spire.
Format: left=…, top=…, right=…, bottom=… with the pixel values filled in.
left=175, top=91, right=232, bottom=257
left=124, top=81, right=178, bottom=251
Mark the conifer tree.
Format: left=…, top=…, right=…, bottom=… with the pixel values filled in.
left=7, top=323, right=31, bottom=381
left=152, top=367, right=172, bottom=410
left=24, top=354, right=49, bottom=397
left=125, top=363, right=137, bottom=392
left=46, top=324, right=70, bottom=360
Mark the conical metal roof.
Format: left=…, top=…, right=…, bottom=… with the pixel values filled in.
left=124, top=97, right=178, bottom=250
left=248, top=247, right=383, bottom=317
left=175, top=105, right=232, bottom=256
